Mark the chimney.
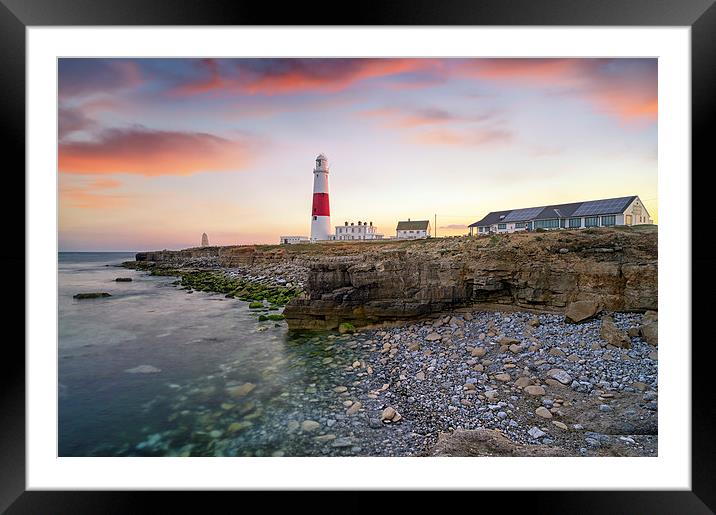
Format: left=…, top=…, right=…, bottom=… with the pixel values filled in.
left=345, top=221, right=348, bottom=226
left=408, top=218, right=411, bottom=222
left=370, top=221, right=372, bottom=226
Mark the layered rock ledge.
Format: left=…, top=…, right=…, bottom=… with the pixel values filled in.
left=134, top=226, right=657, bottom=331
left=284, top=227, right=657, bottom=330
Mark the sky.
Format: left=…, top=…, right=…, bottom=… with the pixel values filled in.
left=58, top=58, right=657, bottom=251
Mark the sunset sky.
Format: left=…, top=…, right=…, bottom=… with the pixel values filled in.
left=58, top=58, right=657, bottom=251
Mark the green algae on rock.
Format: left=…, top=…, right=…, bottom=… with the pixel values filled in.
left=123, top=263, right=303, bottom=307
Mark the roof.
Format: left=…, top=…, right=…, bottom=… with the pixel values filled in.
left=469, top=196, right=638, bottom=227
left=534, top=201, right=583, bottom=220
left=396, top=220, right=430, bottom=231
left=468, top=210, right=511, bottom=228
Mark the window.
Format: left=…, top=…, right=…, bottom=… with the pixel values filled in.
left=515, top=223, right=526, bottom=229
left=313, top=216, right=317, bottom=221
left=601, top=215, right=616, bottom=226
left=497, top=223, right=507, bottom=230
left=534, top=219, right=560, bottom=229
left=585, top=216, right=598, bottom=227
left=569, top=218, right=581, bottom=228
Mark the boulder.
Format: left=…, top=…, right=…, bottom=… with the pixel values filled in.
left=381, top=406, right=402, bottom=423
left=227, top=382, right=256, bottom=398
left=640, top=311, right=658, bottom=346
left=600, top=315, right=631, bottom=348
left=524, top=385, right=546, bottom=396
left=546, top=369, right=572, bottom=385
left=301, top=420, right=320, bottom=432
left=640, top=321, right=658, bottom=346
left=535, top=407, right=553, bottom=419
left=73, top=292, right=111, bottom=299
left=471, top=347, right=486, bottom=358
left=565, top=300, right=600, bottom=323
left=514, top=377, right=532, bottom=388
left=346, top=401, right=362, bottom=416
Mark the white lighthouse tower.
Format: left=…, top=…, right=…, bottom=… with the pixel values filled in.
left=310, top=153, right=332, bottom=241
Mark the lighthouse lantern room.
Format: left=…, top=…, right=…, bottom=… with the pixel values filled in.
left=310, top=153, right=332, bottom=241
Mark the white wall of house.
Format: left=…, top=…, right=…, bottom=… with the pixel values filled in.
left=280, top=235, right=309, bottom=244
left=396, top=229, right=429, bottom=239
left=334, top=222, right=383, bottom=240
left=622, top=197, right=653, bottom=225
left=489, top=222, right=528, bottom=233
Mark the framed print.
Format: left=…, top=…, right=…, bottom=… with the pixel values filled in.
left=3, top=0, right=714, bottom=511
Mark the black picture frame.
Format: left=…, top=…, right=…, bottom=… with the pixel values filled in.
left=2, top=0, right=712, bottom=511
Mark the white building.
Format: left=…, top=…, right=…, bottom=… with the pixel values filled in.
left=310, top=153, right=332, bottom=241
left=279, top=235, right=310, bottom=245
left=468, top=195, right=653, bottom=235
left=396, top=219, right=431, bottom=239
left=332, top=221, right=383, bottom=240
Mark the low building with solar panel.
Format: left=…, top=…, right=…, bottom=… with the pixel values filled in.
left=467, top=196, right=652, bottom=235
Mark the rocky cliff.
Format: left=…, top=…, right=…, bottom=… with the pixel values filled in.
left=135, top=227, right=657, bottom=331
left=136, top=243, right=335, bottom=268
left=282, top=227, right=657, bottom=330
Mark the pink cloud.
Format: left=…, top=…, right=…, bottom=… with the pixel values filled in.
left=413, top=128, right=512, bottom=146
left=60, top=177, right=129, bottom=209
left=457, top=58, right=657, bottom=123
left=59, top=126, right=256, bottom=176
left=172, top=58, right=444, bottom=97
left=360, top=106, right=495, bottom=128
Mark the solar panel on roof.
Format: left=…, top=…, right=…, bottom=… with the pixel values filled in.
left=503, top=207, right=544, bottom=222
left=573, top=197, right=631, bottom=217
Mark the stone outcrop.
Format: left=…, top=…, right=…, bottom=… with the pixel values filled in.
left=284, top=228, right=657, bottom=330
left=73, top=292, right=111, bottom=299
left=427, top=428, right=568, bottom=457
left=135, top=227, right=657, bottom=331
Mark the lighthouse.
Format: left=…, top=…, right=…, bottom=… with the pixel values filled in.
left=310, top=153, right=331, bottom=241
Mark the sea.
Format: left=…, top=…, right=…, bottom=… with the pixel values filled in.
left=58, top=252, right=365, bottom=457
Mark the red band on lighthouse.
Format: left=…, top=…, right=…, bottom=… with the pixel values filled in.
left=312, top=192, right=330, bottom=216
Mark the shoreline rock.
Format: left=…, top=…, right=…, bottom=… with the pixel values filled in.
left=73, top=292, right=111, bottom=299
